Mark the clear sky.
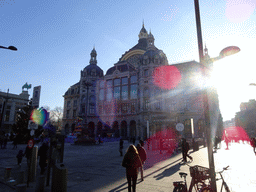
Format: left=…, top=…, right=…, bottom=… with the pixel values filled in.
left=1, top=0, right=256, bottom=121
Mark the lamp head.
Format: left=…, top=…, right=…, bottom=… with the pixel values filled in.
left=8, top=46, right=17, bottom=51
left=219, top=46, right=240, bottom=58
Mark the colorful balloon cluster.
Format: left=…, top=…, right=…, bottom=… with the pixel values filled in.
left=30, top=108, right=49, bottom=126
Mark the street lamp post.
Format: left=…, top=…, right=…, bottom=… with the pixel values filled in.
left=194, top=1, right=240, bottom=191
left=82, top=82, right=92, bottom=130
left=0, top=45, right=17, bottom=51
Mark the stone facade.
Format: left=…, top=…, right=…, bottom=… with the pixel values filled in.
left=0, top=90, right=30, bottom=133
left=62, top=24, right=220, bottom=139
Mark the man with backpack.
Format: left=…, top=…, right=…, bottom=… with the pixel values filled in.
left=136, top=143, right=147, bottom=181
left=181, top=138, right=193, bottom=163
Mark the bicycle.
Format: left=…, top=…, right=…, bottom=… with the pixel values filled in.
left=200, top=166, right=231, bottom=192
left=173, top=164, right=210, bottom=192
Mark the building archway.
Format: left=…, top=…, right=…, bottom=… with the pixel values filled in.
left=97, top=121, right=103, bottom=136
left=130, top=120, right=136, bottom=138
left=112, top=121, right=119, bottom=137
left=88, top=122, right=95, bottom=137
left=121, top=121, right=127, bottom=138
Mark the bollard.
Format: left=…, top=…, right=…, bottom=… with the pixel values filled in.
left=51, top=163, right=68, bottom=192
left=4, top=167, right=12, bottom=181
left=16, top=171, right=25, bottom=184
left=16, top=184, right=27, bottom=192
left=35, top=175, right=45, bottom=192
left=29, top=146, right=38, bottom=182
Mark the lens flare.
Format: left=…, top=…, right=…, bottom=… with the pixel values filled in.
left=30, top=108, right=48, bottom=126
left=153, top=65, right=181, bottom=90
left=222, top=126, right=250, bottom=144
left=144, top=128, right=178, bottom=169
left=225, top=0, right=255, bottom=23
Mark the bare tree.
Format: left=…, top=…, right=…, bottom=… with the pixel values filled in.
left=50, top=107, right=63, bottom=131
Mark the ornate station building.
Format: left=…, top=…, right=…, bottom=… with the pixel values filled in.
left=62, top=24, right=221, bottom=140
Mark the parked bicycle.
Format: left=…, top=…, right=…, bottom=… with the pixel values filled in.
left=173, top=164, right=210, bottom=192
left=200, top=166, right=231, bottom=192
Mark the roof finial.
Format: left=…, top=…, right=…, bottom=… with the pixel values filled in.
left=204, top=43, right=208, bottom=55
left=143, top=19, right=144, bottom=27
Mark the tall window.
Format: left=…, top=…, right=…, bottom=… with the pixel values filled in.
left=106, top=87, right=113, bottom=101
left=67, top=101, right=71, bottom=108
left=122, top=77, right=128, bottom=85
left=155, top=100, right=161, bottom=109
left=114, top=78, right=121, bottom=100
left=73, top=100, right=77, bottom=107
left=144, top=99, right=149, bottom=109
left=130, top=84, right=137, bottom=99
left=114, top=87, right=120, bottom=99
left=114, top=78, right=120, bottom=86
left=99, top=89, right=104, bottom=101
left=66, top=110, right=70, bottom=118
left=122, top=85, right=128, bottom=100
left=107, top=80, right=112, bottom=87
left=89, top=105, right=95, bottom=114
left=130, top=75, right=137, bottom=83
left=73, top=110, right=76, bottom=118
left=100, top=80, right=105, bottom=88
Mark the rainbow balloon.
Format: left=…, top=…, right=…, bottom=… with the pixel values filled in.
left=30, top=108, right=49, bottom=126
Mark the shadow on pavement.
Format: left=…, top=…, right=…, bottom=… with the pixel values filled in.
left=153, top=162, right=181, bottom=180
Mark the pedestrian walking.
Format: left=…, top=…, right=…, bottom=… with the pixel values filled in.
left=38, top=141, right=49, bottom=174
left=250, top=137, right=256, bottom=154
left=136, top=143, right=147, bottom=181
left=24, top=145, right=33, bottom=166
left=119, top=138, right=124, bottom=156
left=12, top=135, right=18, bottom=149
left=16, top=149, right=24, bottom=166
left=181, top=138, right=192, bottom=163
left=122, top=145, right=142, bottom=192
left=139, top=139, right=144, bottom=147
left=132, top=137, right=135, bottom=145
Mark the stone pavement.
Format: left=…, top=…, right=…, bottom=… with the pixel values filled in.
left=1, top=140, right=256, bottom=191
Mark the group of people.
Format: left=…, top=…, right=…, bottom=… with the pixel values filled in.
left=15, top=141, right=50, bottom=174
left=121, top=139, right=147, bottom=192
left=121, top=137, right=194, bottom=191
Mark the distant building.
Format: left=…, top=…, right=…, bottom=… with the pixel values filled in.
left=223, top=118, right=235, bottom=128
left=62, top=24, right=221, bottom=139
left=0, top=90, right=30, bottom=133
left=235, top=99, right=256, bottom=137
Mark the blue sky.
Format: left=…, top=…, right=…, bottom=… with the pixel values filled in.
left=1, top=0, right=256, bottom=121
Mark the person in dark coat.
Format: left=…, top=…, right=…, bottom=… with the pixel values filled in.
left=119, top=138, right=124, bottom=156
left=24, top=145, right=33, bottom=167
left=139, top=139, right=144, bottom=147
left=132, top=137, right=135, bottom=145
left=12, top=135, right=18, bottom=149
left=181, top=138, right=193, bottom=162
left=136, top=143, right=147, bottom=181
left=122, top=145, right=142, bottom=192
left=38, top=142, right=49, bottom=174
left=16, top=150, right=24, bottom=166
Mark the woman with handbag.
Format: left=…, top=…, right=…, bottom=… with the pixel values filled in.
left=122, top=145, right=142, bottom=192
